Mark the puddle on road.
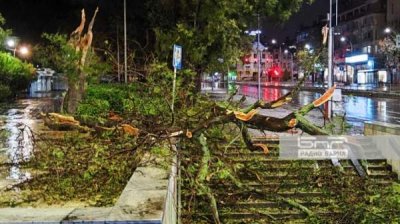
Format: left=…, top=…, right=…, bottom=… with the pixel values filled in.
left=0, top=99, right=52, bottom=189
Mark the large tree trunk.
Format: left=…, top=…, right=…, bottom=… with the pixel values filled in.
left=64, top=74, right=86, bottom=113
left=63, top=7, right=98, bottom=114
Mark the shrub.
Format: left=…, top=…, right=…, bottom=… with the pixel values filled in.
left=0, top=52, right=34, bottom=101
left=0, top=84, right=11, bottom=101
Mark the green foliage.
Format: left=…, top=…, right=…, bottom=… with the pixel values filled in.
left=13, top=133, right=141, bottom=206
left=0, top=13, right=12, bottom=51
left=352, top=183, right=400, bottom=223
left=0, top=52, right=35, bottom=101
left=379, top=35, right=400, bottom=69
left=33, top=34, right=81, bottom=81
left=0, top=84, right=11, bottom=100
left=149, top=0, right=314, bottom=74
left=76, top=61, right=199, bottom=126
left=77, top=99, right=110, bottom=118
left=33, top=33, right=110, bottom=83
left=324, top=114, right=352, bottom=135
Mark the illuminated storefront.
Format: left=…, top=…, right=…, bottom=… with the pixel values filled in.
left=344, top=54, right=388, bottom=84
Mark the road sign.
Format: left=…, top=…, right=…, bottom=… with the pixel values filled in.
left=396, top=35, right=400, bottom=48
left=173, top=44, right=182, bottom=70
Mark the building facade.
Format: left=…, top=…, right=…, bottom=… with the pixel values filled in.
left=335, top=0, right=400, bottom=84
left=236, top=47, right=294, bottom=82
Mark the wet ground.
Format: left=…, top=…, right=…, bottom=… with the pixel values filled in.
left=238, top=85, right=400, bottom=134
left=0, top=98, right=57, bottom=189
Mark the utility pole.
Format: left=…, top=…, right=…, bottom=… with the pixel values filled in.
left=123, top=0, right=128, bottom=83
left=336, top=0, right=338, bottom=26
left=257, top=14, right=261, bottom=101
left=291, top=53, right=294, bottom=82
left=117, top=25, right=121, bottom=82
left=327, top=0, right=334, bottom=118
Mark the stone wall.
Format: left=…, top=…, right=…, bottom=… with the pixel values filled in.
left=364, top=121, right=400, bottom=179
left=0, top=152, right=176, bottom=223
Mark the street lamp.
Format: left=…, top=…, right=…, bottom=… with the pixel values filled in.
left=340, top=36, right=353, bottom=52
left=271, top=39, right=284, bottom=73
left=19, top=46, right=29, bottom=56
left=284, top=49, right=295, bottom=82
left=6, top=39, right=15, bottom=48
left=245, top=23, right=263, bottom=101
left=5, top=37, right=18, bottom=56
left=383, top=27, right=395, bottom=84
left=305, top=44, right=311, bottom=51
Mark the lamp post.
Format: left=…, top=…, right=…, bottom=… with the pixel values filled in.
left=384, top=27, right=394, bottom=84
left=245, top=29, right=263, bottom=100
left=340, top=36, right=352, bottom=84
left=284, top=48, right=295, bottom=82
left=271, top=39, right=282, bottom=66
left=340, top=36, right=353, bottom=52
left=5, top=37, right=19, bottom=57
left=271, top=39, right=286, bottom=83
left=123, top=0, right=128, bottom=84
left=305, top=44, right=311, bottom=51
left=6, top=39, right=16, bottom=56
left=19, top=46, right=29, bottom=56
left=326, top=0, right=337, bottom=119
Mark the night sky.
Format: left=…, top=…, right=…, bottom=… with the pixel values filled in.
left=0, top=0, right=328, bottom=45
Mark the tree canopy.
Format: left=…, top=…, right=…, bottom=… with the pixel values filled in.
left=147, top=0, right=314, bottom=74
left=0, top=13, right=34, bottom=101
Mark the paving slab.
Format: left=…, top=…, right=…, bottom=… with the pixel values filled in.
left=0, top=208, right=74, bottom=223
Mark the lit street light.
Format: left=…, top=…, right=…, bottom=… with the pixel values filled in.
left=19, top=46, right=29, bottom=56
left=245, top=14, right=263, bottom=101
left=305, top=43, right=311, bottom=50
left=5, top=37, right=19, bottom=57
left=340, top=36, right=353, bottom=52
left=7, top=39, right=15, bottom=48
left=383, top=27, right=397, bottom=84
left=284, top=49, right=295, bottom=82
left=271, top=39, right=277, bottom=45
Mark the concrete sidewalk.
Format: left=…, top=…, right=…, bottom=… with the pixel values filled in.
left=235, top=81, right=400, bottom=98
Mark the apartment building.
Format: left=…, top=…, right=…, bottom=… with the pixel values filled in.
left=236, top=47, right=294, bottom=81
left=335, top=0, right=400, bottom=84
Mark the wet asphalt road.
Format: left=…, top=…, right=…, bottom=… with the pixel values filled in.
left=238, top=85, right=400, bottom=133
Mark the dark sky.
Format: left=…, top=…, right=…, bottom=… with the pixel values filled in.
left=0, top=0, right=329, bottom=45
left=0, top=0, right=122, bottom=43
left=263, top=0, right=329, bottom=43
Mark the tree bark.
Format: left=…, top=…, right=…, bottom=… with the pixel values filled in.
left=64, top=7, right=99, bottom=114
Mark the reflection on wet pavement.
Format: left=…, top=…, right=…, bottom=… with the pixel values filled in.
left=0, top=99, right=55, bottom=183
left=239, top=85, right=400, bottom=134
